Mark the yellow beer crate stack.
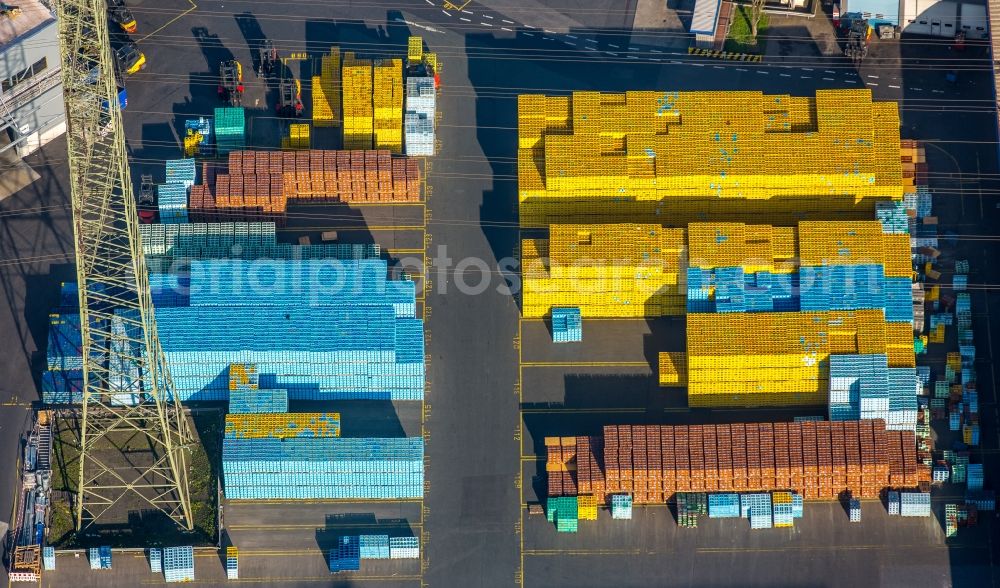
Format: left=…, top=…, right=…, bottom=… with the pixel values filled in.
left=658, top=352, right=687, bottom=386
left=373, top=58, right=404, bottom=153
left=224, top=412, right=341, bottom=439
left=229, top=363, right=258, bottom=390
left=687, top=222, right=797, bottom=274
left=284, top=123, right=310, bottom=150
left=686, top=309, right=899, bottom=407
left=517, top=89, right=906, bottom=226
left=521, top=223, right=686, bottom=318
left=342, top=52, right=374, bottom=149
left=408, top=36, right=423, bottom=64
left=313, top=47, right=341, bottom=127
left=578, top=495, right=599, bottom=520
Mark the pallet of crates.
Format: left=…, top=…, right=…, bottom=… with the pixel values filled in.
left=162, top=546, right=194, bottom=582
left=546, top=495, right=579, bottom=532
left=848, top=498, right=862, bottom=522
left=551, top=307, right=582, bottom=343
left=389, top=537, right=419, bottom=559
left=149, top=548, right=162, bottom=573
left=157, top=183, right=189, bottom=224
left=226, top=547, right=238, bottom=579
left=214, top=107, right=246, bottom=155
left=88, top=546, right=112, bottom=570
left=887, top=490, right=900, bottom=515
left=42, top=546, right=54, bottom=571
left=359, top=535, right=390, bottom=560
left=329, top=536, right=361, bottom=572
left=899, top=492, right=931, bottom=517
left=707, top=493, right=740, bottom=518
left=945, top=504, right=959, bottom=537
left=772, top=492, right=794, bottom=527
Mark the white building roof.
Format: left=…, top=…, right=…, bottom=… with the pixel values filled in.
left=691, top=0, right=723, bottom=35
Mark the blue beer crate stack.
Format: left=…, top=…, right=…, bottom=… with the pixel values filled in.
left=848, top=499, right=862, bottom=522
left=749, top=504, right=772, bottom=529
left=887, top=490, right=900, bottom=515
left=827, top=354, right=919, bottom=432
left=900, top=492, right=932, bottom=517
left=43, top=258, right=426, bottom=404
left=967, top=464, right=984, bottom=491
left=89, top=546, right=112, bottom=570
left=359, top=535, right=391, bottom=559
left=329, top=536, right=361, bottom=573
left=389, top=536, right=420, bottom=559
left=792, top=493, right=803, bottom=518
left=214, top=107, right=246, bottom=154
left=933, top=466, right=950, bottom=483
left=149, top=548, right=162, bottom=573
left=740, top=493, right=771, bottom=519
left=876, top=200, right=910, bottom=234
left=222, top=436, right=424, bottom=500
left=165, top=158, right=197, bottom=188
left=226, top=548, right=238, bottom=580
left=43, top=546, right=55, bottom=571
left=611, top=494, right=632, bottom=520
left=551, top=307, right=582, bottom=343
left=162, top=546, right=195, bottom=583
left=708, top=493, right=740, bottom=518
left=953, top=274, right=968, bottom=291
left=157, top=182, right=189, bottom=224
left=966, top=490, right=996, bottom=511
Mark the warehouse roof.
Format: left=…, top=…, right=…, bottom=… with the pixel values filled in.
left=0, top=0, right=54, bottom=50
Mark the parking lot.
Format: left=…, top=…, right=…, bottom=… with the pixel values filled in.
left=2, top=0, right=1000, bottom=586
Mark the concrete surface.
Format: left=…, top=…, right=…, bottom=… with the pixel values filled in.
left=1, top=1, right=999, bottom=587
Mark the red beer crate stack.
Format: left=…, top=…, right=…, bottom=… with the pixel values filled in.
left=545, top=420, right=931, bottom=505
left=187, top=149, right=421, bottom=224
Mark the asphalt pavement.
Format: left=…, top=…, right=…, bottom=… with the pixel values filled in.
left=2, top=0, right=1000, bottom=586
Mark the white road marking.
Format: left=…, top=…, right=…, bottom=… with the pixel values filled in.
left=524, top=24, right=536, bottom=28
left=845, top=79, right=857, bottom=83
left=544, top=36, right=554, bottom=40
left=822, top=77, right=834, bottom=81
left=627, top=55, right=638, bottom=59
left=544, top=29, right=556, bottom=34
left=780, top=73, right=791, bottom=77
left=651, top=49, right=662, bottom=53
left=524, top=32, right=534, bottom=36
left=585, top=46, right=596, bottom=51
left=566, top=41, right=576, bottom=45
left=693, top=63, right=705, bottom=67
left=911, top=87, right=924, bottom=91
left=801, top=75, right=811, bottom=79
left=609, top=43, right=620, bottom=48
left=868, top=75, right=879, bottom=79
left=932, top=89, right=945, bottom=93
left=757, top=70, right=769, bottom=74
left=566, top=34, right=577, bottom=39
left=503, top=19, right=515, bottom=24
left=459, top=17, right=470, bottom=21
left=424, top=0, right=433, bottom=5
left=502, top=27, right=513, bottom=31
left=441, top=9, right=450, bottom=16
left=481, top=22, right=493, bottom=27
left=802, top=67, right=813, bottom=71
left=671, top=60, right=682, bottom=64
left=888, top=84, right=900, bottom=88
left=714, top=65, right=724, bottom=69
left=606, top=51, right=618, bottom=56
left=736, top=68, right=748, bottom=72
left=482, top=14, right=493, bottom=19
left=585, top=38, right=597, bottom=43
left=462, top=9, right=474, bottom=14
left=824, top=70, right=835, bottom=73
left=867, top=82, right=878, bottom=86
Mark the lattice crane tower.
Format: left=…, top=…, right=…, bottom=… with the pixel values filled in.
left=54, top=0, right=192, bottom=530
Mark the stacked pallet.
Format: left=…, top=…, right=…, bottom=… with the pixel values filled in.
left=545, top=436, right=577, bottom=496
left=312, top=47, right=341, bottom=127
left=373, top=58, right=404, bottom=152
left=342, top=52, right=373, bottom=149
left=214, top=107, right=245, bottom=154
left=547, top=420, right=931, bottom=504
left=522, top=224, right=686, bottom=318
left=286, top=123, right=310, bottom=150
left=405, top=76, right=435, bottom=156
left=686, top=309, right=915, bottom=407
left=188, top=150, right=421, bottom=224
left=517, top=90, right=906, bottom=226
left=224, top=412, right=341, bottom=438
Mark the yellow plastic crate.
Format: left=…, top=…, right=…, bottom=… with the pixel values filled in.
left=224, top=413, right=341, bottom=439
left=408, top=36, right=423, bottom=63
left=658, top=352, right=687, bottom=387
left=578, top=495, right=598, bottom=521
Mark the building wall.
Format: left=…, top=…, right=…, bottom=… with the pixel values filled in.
left=844, top=0, right=906, bottom=25
left=0, top=17, right=66, bottom=156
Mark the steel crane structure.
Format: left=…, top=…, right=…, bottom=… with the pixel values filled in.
left=54, top=0, right=192, bottom=530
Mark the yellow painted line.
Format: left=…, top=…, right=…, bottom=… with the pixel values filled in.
left=519, top=407, right=646, bottom=414
left=387, top=249, right=425, bottom=254
left=138, top=0, right=197, bottom=42
left=277, top=226, right=426, bottom=231
left=520, top=361, right=650, bottom=368
left=443, top=0, right=473, bottom=10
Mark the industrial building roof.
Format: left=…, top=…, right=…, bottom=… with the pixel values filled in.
left=0, top=1, right=54, bottom=50
left=691, top=0, right=723, bottom=35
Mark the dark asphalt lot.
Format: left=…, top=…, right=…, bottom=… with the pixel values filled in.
left=1, top=0, right=999, bottom=586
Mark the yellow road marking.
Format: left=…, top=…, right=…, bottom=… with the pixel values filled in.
left=138, top=0, right=198, bottom=43
left=520, top=361, right=650, bottom=368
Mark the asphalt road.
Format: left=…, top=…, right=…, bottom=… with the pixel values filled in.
left=2, top=0, right=999, bottom=586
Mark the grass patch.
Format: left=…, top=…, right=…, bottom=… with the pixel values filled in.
left=725, top=5, right=769, bottom=54
left=48, top=410, right=222, bottom=548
